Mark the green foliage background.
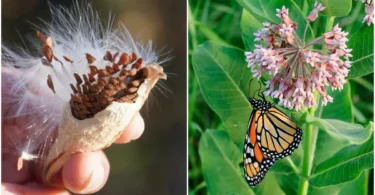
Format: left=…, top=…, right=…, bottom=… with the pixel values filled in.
left=188, top=0, right=374, bottom=194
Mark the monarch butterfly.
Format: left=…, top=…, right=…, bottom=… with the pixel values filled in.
left=242, top=82, right=302, bottom=186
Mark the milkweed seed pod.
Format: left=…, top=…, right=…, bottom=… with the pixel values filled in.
left=2, top=2, right=167, bottom=184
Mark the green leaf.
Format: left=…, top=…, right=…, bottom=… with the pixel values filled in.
left=313, top=128, right=350, bottom=166
left=308, top=171, right=368, bottom=194
left=270, top=147, right=303, bottom=174
left=301, top=113, right=373, bottom=144
left=192, top=41, right=254, bottom=145
left=241, top=9, right=263, bottom=50
left=253, top=173, right=286, bottom=195
left=199, top=130, right=254, bottom=195
left=236, top=0, right=314, bottom=40
left=314, top=83, right=354, bottom=166
left=309, top=0, right=352, bottom=17
left=310, top=134, right=374, bottom=187
left=195, top=22, right=232, bottom=46
left=321, top=83, right=353, bottom=122
left=337, top=171, right=368, bottom=195
left=347, top=26, right=374, bottom=78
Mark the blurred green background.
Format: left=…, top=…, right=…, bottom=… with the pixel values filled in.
left=2, top=0, right=186, bottom=194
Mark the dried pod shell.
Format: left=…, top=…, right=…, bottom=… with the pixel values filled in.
left=43, top=62, right=166, bottom=183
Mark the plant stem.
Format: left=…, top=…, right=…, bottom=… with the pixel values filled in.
left=298, top=16, right=335, bottom=195
left=326, top=16, right=336, bottom=32
left=302, top=21, right=310, bottom=45
left=298, top=106, right=316, bottom=195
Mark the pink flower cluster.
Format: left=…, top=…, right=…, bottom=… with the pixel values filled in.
left=362, top=0, right=374, bottom=26
left=245, top=2, right=352, bottom=111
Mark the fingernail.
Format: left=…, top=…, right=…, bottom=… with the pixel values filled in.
left=81, top=164, right=105, bottom=193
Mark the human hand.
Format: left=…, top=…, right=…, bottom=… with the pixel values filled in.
left=2, top=110, right=145, bottom=195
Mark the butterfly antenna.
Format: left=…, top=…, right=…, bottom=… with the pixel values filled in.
left=257, top=80, right=266, bottom=100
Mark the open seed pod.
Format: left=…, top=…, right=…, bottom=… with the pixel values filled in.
left=32, top=32, right=167, bottom=183
left=44, top=64, right=166, bottom=184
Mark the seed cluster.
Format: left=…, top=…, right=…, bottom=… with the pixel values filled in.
left=39, top=31, right=157, bottom=120
left=68, top=51, right=153, bottom=120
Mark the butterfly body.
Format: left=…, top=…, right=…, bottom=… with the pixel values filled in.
left=243, top=98, right=302, bottom=186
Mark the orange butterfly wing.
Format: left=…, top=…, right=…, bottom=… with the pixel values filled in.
left=256, top=107, right=302, bottom=160
left=243, top=110, right=275, bottom=186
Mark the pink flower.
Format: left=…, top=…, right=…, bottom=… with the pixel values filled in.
left=279, top=24, right=295, bottom=44
left=307, top=1, right=325, bottom=22
left=324, top=25, right=349, bottom=50
left=363, top=2, right=374, bottom=26
left=276, top=6, right=296, bottom=29
left=244, top=4, right=351, bottom=111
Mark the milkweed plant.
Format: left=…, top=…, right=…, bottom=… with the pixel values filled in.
left=2, top=2, right=168, bottom=184
left=189, top=0, right=374, bottom=194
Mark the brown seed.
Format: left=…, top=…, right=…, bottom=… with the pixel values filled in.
left=79, top=113, right=86, bottom=119
left=103, top=51, right=113, bottom=62
left=102, top=90, right=111, bottom=97
left=118, top=75, right=126, bottom=81
left=89, top=85, right=100, bottom=93
left=83, top=109, right=91, bottom=115
left=84, top=102, right=93, bottom=108
left=85, top=53, right=96, bottom=64
left=82, top=95, right=89, bottom=102
left=105, top=66, right=114, bottom=74
left=82, top=84, right=88, bottom=94
left=119, top=82, right=126, bottom=89
left=92, top=102, right=101, bottom=108
left=82, top=74, right=89, bottom=84
left=42, top=45, right=54, bottom=62
left=98, top=98, right=108, bottom=105
left=131, top=93, right=139, bottom=101
left=73, top=73, right=83, bottom=85
left=132, top=58, right=143, bottom=70
left=88, top=95, right=96, bottom=102
left=79, top=104, right=87, bottom=110
left=36, top=31, right=46, bottom=43
left=115, top=85, right=122, bottom=91
left=72, top=95, right=83, bottom=103
left=98, top=78, right=107, bottom=87
left=89, top=66, right=98, bottom=75
left=94, top=94, right=102, bottom=100
left=112, top=64, right=120, bottom=73
left=73, top=109, right=79, bottom=117
left=88, top=73, right=96, bottom=82
left=76, top=84, right=82, bottom=94
left=118, top=53, right=130, bottom=65
left=128, top=87, right=138, bottom=93
left=109, top=90, right=117, bottom=96
left=130, top=80, right=140, bottom=87
left=130, top=68, right=137, bottom=76
left=98, top=69, right=109, bottom=77
left=46, top=74, right=56, bottom=94
left=120, top=69, right=128, bottom=76
left=63, top=56, right=73, bottom=63
left=106, top=96, right=115, bottom=102
left=107, top=84, right=115, bottom=90
left=70, top=84, right=78, bottom=94
left=113, top=52, right=119, bottom=62
left=121, top=93, right=137, bottom=102
left=130, top=52, right=137, bottom=63
left=109, top=78, right=119, bottom=85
